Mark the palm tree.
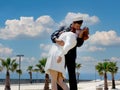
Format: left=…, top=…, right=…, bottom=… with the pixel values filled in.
left=35, top=57, right=49, bottom=90
left=0, top=65, right=3, bottom=72
left=95, top=61, right=109, bottom=90
left=108, top=61, right=118, bottom=89
left=75, top=63, right=81, bottom=83
left=27, top=65, right=34, bottom=84
left=0, top=57, right=21, bottom=90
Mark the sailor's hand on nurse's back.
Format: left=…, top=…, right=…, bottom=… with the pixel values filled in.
left=55, top=39, right=64, bottom=46
left=83, top=26, right=89, bottom=34
left=57, top=56, right=62, bottom=63
left=82, top=26, right=89, bottom=40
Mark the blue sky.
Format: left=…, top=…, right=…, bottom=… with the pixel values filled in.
left=0, top=0, right=120, bottom=79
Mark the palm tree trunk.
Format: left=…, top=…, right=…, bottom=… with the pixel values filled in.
left=44, top=74, right=49, bottom=90
left=112, top=73, right=116, bottom=89
left=104, top=72, right=108, bottom=90
left=30, top=72, right=32, bottom=84
left=5, top=71, right=11, bottom=90
left=76, top=72, right=80, bottom=83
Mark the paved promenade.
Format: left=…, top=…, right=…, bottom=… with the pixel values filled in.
left=0, top=80, right=120, bottom=90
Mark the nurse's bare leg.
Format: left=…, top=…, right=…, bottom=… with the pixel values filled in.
left=49, top=70, right=58, bottom=90
left=57, top=73, right=69, bottom=90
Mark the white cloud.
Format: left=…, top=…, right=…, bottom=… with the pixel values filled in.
left=89, top=30, right=120, bottom=46
left=110, top=57, right=120, bottom=61
left=59, top=12, right=100, bottom=26
left=0, top=44, right=13, bottom=56
left=17, top=57, right=38, bottom=72
left=40, top=43, right=53, bottom=57
left=88, top=46, right=105, bottom=52
left=77, top=56, right=95, bottom=61
left=0, top=16, right=56, bottom=40
left=40, top=43, right=52, bottom=51
left=77, top=43, right=105, bottom=52
left=76, top=56, right=98, bottom=73
left=40, top=52, right=48, bottom=58
left=0, top=12, right=100, bottom=40
left=78, top=30, right=120, bottom=52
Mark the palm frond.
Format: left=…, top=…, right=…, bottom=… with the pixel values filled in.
left=16, top=69, right=22, bottom=75
left=0, top=66, right=3, bottom=71
left=10, top=63, right=19, bottom=72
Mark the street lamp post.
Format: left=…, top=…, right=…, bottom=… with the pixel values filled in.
left=95, top=65, right=96, bottom=82
left=16, top=55, right=24, bottom=90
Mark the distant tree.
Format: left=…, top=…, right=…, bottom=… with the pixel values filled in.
left=35, top=57, right=49, bottom=90
left=0, top=57, right=22, bottom=90
left=75, top=63, right=81, bottom=83
left=96, top=61, right=109, bottom=90
left=27, top=65, right=34, bottom=84
left=108, top=61, right=118, bottom=89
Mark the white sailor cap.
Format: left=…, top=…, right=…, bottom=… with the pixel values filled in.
left=73, top=17, right=83, bottom=22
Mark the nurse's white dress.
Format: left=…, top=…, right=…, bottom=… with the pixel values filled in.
left=45, top=32, right=77, bottom=78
